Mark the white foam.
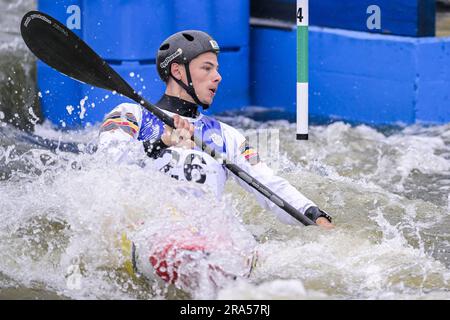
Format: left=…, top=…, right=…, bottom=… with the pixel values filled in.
left=0, top=119, right=449, bottom=299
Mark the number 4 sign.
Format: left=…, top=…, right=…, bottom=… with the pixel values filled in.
left=297, top=0, right=308, bottom=140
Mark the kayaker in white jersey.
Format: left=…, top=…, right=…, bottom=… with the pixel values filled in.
left=98, top=29, right=333, bottom=229
left=97, top=30, right=334, bottom=290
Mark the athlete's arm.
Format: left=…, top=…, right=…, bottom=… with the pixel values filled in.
left=98, top=103, right=194, bottom=161
left=97, top=103, right=143, bottom=163
left=220, top=122, right=334, bottom=228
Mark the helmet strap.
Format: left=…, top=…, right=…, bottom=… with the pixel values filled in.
left=169, top=63, right=210, bottom=110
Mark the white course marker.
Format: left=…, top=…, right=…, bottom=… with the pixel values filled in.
left=296, top=0, right=308, bottom=140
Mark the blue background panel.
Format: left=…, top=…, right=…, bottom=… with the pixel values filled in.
left=38, top=61, right=82, bottom=128
left=174, top=0, right=249, bottom=49
left=37, top=0, right=250, bottom=127
left=40, top=0, right=249, bottom=61
left=250, top=25, right=450, bottom=125
left=38, top=48, right=249, bottom=128
left=310, top=0, right=435, bottom=37
left=250, top=26, right=296, bottom=111
left=310, top=27, right=418, bottom=124
left=38, top=61, right=161, bottom=128
left=82, top=0, right=169, bottom=61
left=250, top=0, right=435, bottom=37
left=415, top=38, right=450, bottom=123
left=310, top=29, right=417, bottom=82
left=416, top=82, right=450, bottom=123
left=38, top=0, right=82, bottom=37
left=311, top=72, right=416, bottom=124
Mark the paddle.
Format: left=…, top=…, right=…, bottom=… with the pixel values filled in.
left=20, top=10, right=316, bottom=226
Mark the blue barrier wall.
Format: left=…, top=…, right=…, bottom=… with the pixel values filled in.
left=415, top=39, right=450, bottom=123
left=310, top=0, right=435, bottom=37
left=37, top=0, right=448, bottom=127
left=309, top=28, right=417, bottom=124
left=250, top=0, right=436, bottom=37
left=250, top=25, right=296, bottom=112
left=250, top=25, right=450, bottom=125
left=37, top=60, right=159, bottom=128
left=37, top=0, right=249, bottom=128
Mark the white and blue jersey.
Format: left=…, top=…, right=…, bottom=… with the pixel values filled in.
left=98, top=100, right=321, bottom=226
left=138, top=107, right=227, bottom=156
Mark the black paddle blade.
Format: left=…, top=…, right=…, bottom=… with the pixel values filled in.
left=20, top=11, right=136, bottom=99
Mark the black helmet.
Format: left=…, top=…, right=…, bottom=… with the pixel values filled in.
left=156, top=30, right=220, bottom=109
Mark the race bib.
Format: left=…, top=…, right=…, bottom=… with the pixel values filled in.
left=151, top=147, right=226, bottom=198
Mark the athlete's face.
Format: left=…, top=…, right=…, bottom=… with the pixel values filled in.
left=189, top=52, right=222, bottom=105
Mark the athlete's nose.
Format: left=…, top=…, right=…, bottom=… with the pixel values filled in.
left=213, top=69, right=222, bottom=83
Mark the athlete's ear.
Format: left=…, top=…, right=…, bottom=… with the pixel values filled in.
left=170, top=63, right=183, bottom=81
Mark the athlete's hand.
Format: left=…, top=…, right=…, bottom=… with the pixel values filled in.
left=161, top=114, right=195, bottom=149
left=316, top=217, right=335, bottom=230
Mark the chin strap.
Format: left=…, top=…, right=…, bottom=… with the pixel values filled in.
left=170, top=63, right=210, bottom=110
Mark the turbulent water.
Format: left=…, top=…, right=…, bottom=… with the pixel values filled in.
left=1, top=119, right=449, bottom=300
left=1, top=0, right=450, bottom=300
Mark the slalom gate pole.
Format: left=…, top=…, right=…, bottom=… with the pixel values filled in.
left=296, top=0, right=309, bottom=140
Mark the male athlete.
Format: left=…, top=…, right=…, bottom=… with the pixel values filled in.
left=98, top=30, right=334, bottom=291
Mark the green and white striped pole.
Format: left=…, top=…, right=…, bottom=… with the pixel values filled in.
left=296, top=0, right=308, bottom=140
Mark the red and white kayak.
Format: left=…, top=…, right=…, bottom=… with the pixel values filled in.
left=122, top=227, right=257, bottom=296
